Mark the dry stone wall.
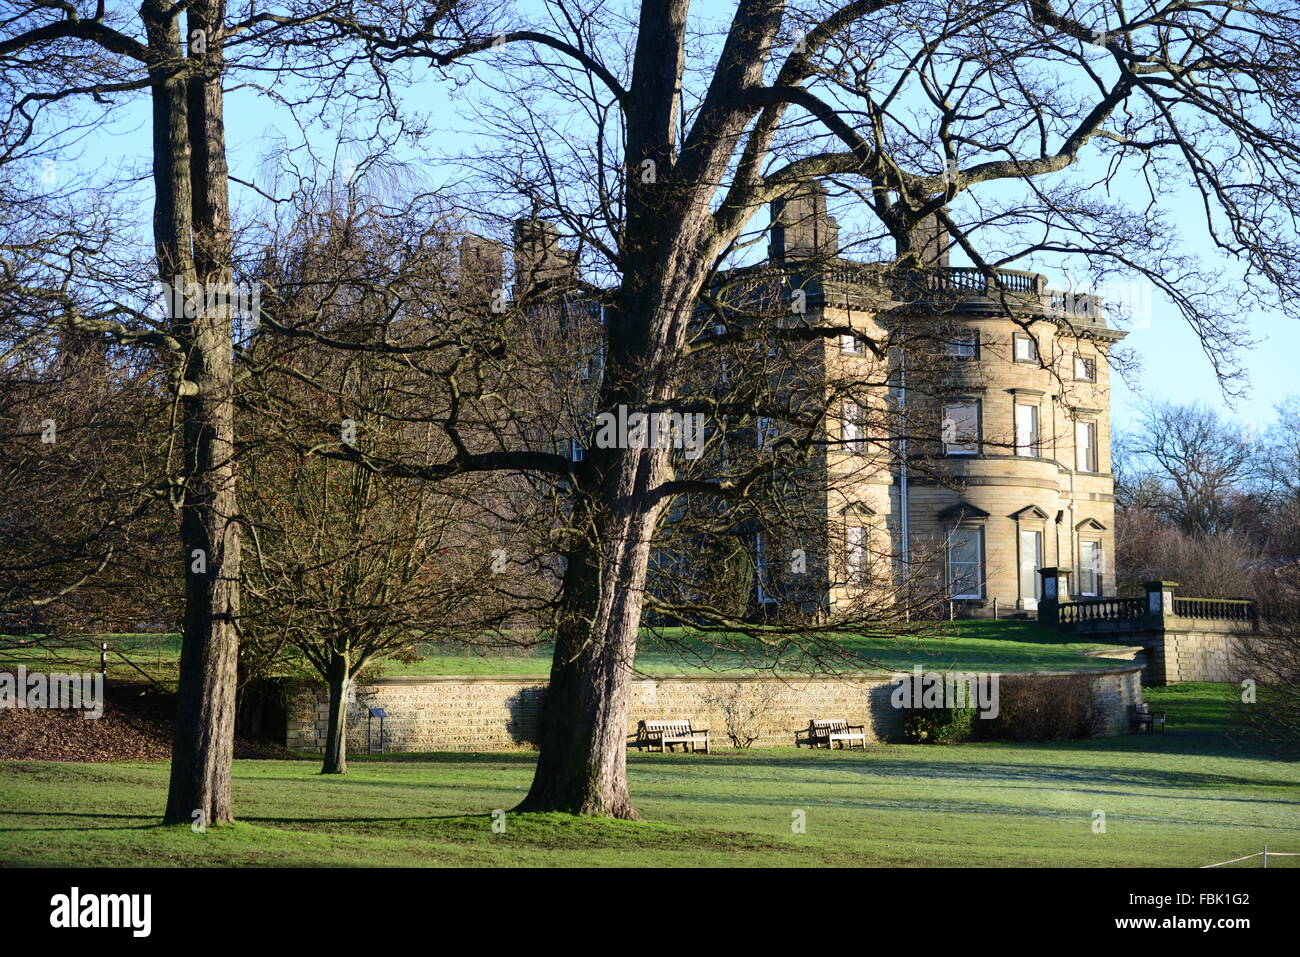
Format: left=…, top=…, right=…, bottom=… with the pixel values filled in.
left=283, top=665, right=1145, bottom=753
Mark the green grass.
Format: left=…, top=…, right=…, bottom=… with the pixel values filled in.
left=2, top=683, right=1295, bottom=867
left=385, top=620, right=1137, bottom=677
left=1, top=620, right=1137, bottom=686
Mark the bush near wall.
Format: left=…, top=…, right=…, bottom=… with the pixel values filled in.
left=978, top=674, right=1100, bottom=742
left=896, top=675, right=977, bottom=744
left=901, top=704, right=977, bottom=744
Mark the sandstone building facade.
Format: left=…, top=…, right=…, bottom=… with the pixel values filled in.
left=755, top=186, right=1125, bottom=616
left=482, top=184, right=1125, bottom=622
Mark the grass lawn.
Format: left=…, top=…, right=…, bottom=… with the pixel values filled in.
left=1, top=620, right=1136, bottom=686
left=1, top=683, right=1296, bottom=867
left=378, top=619, right=1138, bottom=677
left=0, top=633, right=183, bottom=685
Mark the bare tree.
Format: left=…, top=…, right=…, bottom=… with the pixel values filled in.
left=0, top=0, right=476, bottom=824
left=315, top=0, right=1300, bottom=818
left=1121, top=401, right=1261, bottom=536
left=239, top=194, right=550, bottom=773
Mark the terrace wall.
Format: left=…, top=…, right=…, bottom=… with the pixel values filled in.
left=279, top=665, right=1144, bottom=754
left=1040, top=577, right=1256, bottom=685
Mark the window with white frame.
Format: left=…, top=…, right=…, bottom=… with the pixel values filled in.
left=947, top=526, right=984, bottom=599
left=1079, top=539, right=1103, bottom=596
left=840, top=332, right=864, bottom=354
left=1075, top=420, right=1098, bottom=472
left=843, top=401, right=865, bottom=455
left=945, top=329, right=979, bottom=359
left=569, top=439, right=585, bottom=462
left=1013, top=334, right=1039, bottom=362
left=1019, top=529, right=1043, bottom=608
left=1074, top=354, right=1096, bottom=381
left=943, top=401, right=980, bottom=455
left=756, top=416, right=777, bottom=449
left=1015, top=402, right=1040, bottom=457
left=845, top=524, right=868, bottom=585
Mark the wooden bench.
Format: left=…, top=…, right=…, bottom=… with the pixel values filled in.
left=634, top=720, right=710, bottom=753
left=1133, top=702, right=1166, bottom=733
left=795, top=718, right=867, bottom=750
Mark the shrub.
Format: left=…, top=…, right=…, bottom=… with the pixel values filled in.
left=901, top=701, right=976, bottom=745
left=1234, top=620, right=1300, bottom=758
left=703, top=681, right=777, bottom=749
left=979, top=674, right=1099, bottom=742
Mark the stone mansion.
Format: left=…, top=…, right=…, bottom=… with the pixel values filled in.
left=749, top=185, right=1124, bottom=616
left=470, top=185, right=1125, bottom=619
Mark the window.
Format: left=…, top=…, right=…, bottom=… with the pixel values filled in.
left=755, top=532, right=777, bottom=604
left=845, top=525, right=868, bottom=585
left=1075, top=420, right=1098, bottom=472
left=1014, top=334, right=1039, bottom=362
left=1074, top=355, right=1096, bottom=381
left=840, top=333, right=864, bottom=354
left=1015, top=403, right=1040, bottom=457
left=945, top=329, right=979, bottom=359
left=943, top=401, right=980, bottom=455
left=715, top=323, right=729, bottom=383
left=1079, top=540, right=1103, bottom=596
left=843, top=402, right=865, bottom=455
left=569, top=439, right=585, bottom=462
left=1019, top=529, right=1043, bottom=609
left=947, top=527, right=984, bottom=599
left=756, top=416, right=777, bottom=449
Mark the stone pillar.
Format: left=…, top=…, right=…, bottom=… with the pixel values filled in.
left=1143, top=580, right=1177, bottom=626
left=1037, top=567, right=1068, bottom=627
left=1141, top=581, right=1178, bottom=685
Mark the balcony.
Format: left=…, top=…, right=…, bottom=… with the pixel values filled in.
left=819, top=263, right=1111, bottom=326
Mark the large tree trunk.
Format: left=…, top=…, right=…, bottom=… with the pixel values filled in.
left=321, top=652, right=350, bottom=774
left=517, top=476, right=668, bottom=818
left=517, top=0, right=782, bottom=818
left=162, top=1, right=241, bottom=827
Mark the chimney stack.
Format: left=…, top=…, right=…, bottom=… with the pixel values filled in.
left=512, top=218, right=577, bottom=297
left=458, top=234, right=505, bottom=313
left=906, top=212, right=950, bottom=269
left=768, top=181, right=840, bottom=262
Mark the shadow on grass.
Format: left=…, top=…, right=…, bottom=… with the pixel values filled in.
left=637, top=751, right=1300, bottom=792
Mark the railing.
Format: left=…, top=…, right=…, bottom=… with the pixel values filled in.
left=818, top=264, right=1107, bottom=321
left=1057, top=597, right=1147, bottom=624
left=1047, top=289, right=1104, bottom=321
left=1172, top=597, right=1256, bottom=622
left=923, top=266, right=1042, bottom=294
left=822, top=264, right=886, bottom=287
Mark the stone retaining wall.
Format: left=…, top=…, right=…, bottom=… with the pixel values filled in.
left=282, top=664, right=1145, bottom=753
left=1150, top=626, right=1242, bottom=684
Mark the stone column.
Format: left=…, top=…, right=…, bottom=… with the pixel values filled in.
left=1037, top=567, right=1069, bottom=627
left=1142, top=581, right=1178, bottom=685
left=1143, top=580, right=1177, bottom=626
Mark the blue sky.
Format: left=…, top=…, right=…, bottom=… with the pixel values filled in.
left=1109, top=301, right=1294, bottom=432
left=62, top=19, right=1298, bottom=437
